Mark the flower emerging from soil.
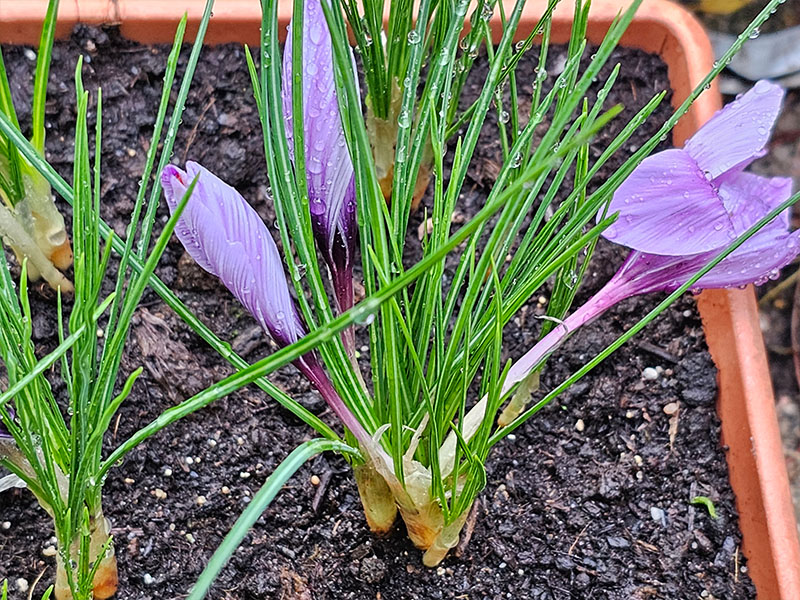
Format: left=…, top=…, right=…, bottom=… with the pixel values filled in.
left=282, top=0, right=357, bottom=320
left=161, top=162, right=372, bottom=446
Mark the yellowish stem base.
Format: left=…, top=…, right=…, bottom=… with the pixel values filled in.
left=422, top=512, right=469, bottom=567
left=53, top=513, right=118, bottom=600
left=354, top=461, right=398, bottom=535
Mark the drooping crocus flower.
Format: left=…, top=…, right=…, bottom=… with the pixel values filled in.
left=282, top=0, right=357, bottom=324
left=504, top=79, right=796, bottom=391
left=448, top=80, right=797, bottom=444
left=161, top=162, right=370, bottom=447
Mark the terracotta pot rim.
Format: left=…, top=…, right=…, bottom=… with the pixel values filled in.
left=1, top=1, right=798, bottom=597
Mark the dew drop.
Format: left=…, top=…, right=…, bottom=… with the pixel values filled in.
left=398, top=110, right=411, bottom=128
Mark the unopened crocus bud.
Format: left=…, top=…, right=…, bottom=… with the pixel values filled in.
left=161, top=162, right=371, bottom=446
left=282, top=0, right=357, bottom=324
left=163, top=161, right=307, bottom=351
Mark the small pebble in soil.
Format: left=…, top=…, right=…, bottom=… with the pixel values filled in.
left=663, top=401, right=680, bottom=415
left=607, top=536, right=630, bottom=549
left=152, top=488, right=167, bottom=500
left=575, top=419, right=585, bottom=432
left=1, top=521, right=10, bottom=530
left=221, top=486, right=230, bottom=495
left=642, top=367, right=659, bottom=380
left=16, top=578, right=29, bottom=593
left=310, top=475, right=320, bottom=485
left=143, top=573, right=155, bottom=585
left=650, top=506, right=667, bottom=526
left=239, top=471, right=251, bottom=479
left=359, top=556, right=387, bottom=584
left=124, top=477, right=135, bottom=484
left=42, top=545, right=57, bottom=557
left=185, top=533, right=195, bottom=543
left=196, top=496, right=207, bottom=506
left=163, top=467, right=172, bottom=477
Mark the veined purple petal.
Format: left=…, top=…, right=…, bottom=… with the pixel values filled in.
left=717, top=173, right=793, bottom=233
left=611, top=227, right=799, bottom=296
left=282, top=0, right=357, bottom=312
left=685, top=80, right=784, bottom=179
left=604, top=81, right=786, bottom=258
left=603, top=149, right=733, bottom=255
left=162, top=162, right=305, bottom=348
left=607, top=173, right=796, bottom=293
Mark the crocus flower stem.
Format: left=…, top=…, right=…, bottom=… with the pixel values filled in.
left=332, top=266, right=356, bottom=355
left=299, top=358, right=372, bottom=447
left=503, top=280, right=625, bottom=391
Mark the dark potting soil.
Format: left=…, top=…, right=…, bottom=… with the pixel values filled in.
left=0, top=25, right=756, bottom=600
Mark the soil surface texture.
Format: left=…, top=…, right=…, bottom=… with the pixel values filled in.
left=0, top=26, right=756, bottom=600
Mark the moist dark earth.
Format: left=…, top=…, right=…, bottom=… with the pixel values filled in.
left=0, top=26, right=756, bottom=600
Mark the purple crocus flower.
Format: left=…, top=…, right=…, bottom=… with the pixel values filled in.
left=282, top=0, right=357, bottom=324
left=162, top=162, right=371, bottom=446
left=505, top=80, right=798, bottom=391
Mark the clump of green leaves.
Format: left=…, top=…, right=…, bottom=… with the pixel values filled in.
left=0, top=11, right=206, bottom=599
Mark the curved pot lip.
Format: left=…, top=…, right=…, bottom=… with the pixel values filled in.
left=2, top=0, right=798, bottom=597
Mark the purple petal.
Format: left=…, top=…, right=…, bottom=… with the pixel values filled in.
left=717, top=172, right=793, bottom=233
left=162, top=162, right=305, bottom=348
left=685, top=80, right=784, bottom=179
left=612, top=228, right=800, bottom=296
left=282, top=0, right=356, bottom=309
left=603, top=149, right=735, bottom=255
